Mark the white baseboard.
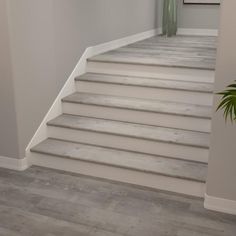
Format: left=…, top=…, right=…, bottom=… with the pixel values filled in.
left=25, top=28, right=159, bottom=158
left=158, top=27, right=218, bottom=36
left=204, top=193, right=236, bottom=215
left=178, top=28, right=218, bottom=36
left=0, top=156, right=29, bottom=171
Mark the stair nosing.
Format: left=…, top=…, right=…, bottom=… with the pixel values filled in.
left=75, top=73, right=214, bottom=94
left=77, top=72, right=215, bottom=86
left=46, top=138, right=209, bottom=164
left=47, top=115, right=210, bottom=149
left=62, top=92, right=212, bottom=120
left=31, top=138, right=207, bottom=183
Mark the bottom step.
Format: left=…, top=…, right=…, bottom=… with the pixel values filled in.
left=30, top=139, right=206, bottom=197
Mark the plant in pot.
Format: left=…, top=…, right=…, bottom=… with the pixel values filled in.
left=217, top=81, right=236, bottom=122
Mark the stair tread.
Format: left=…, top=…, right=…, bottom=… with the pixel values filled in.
left=31, top=138, right=207, bottom=182
left=88, top=51, right=215, bottom=71
left=76, top=73, right=214, bottom=93
left=48, top=114, right=210, bottom=148
left=62, top=92, right=212, bottom=119
left=88, top=35, right=216, bottom=70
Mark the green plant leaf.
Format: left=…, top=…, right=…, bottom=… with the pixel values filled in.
left=228, top=84, right=236, bottom=88
left=216, top=97, right=232, bottom=111
left=216, top=82, right=236, bottom=123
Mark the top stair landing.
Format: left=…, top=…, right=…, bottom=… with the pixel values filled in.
left=89, top=35, right=217, bottom=70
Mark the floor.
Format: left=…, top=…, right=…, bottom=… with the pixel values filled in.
left=0, top=166, right=236, bottom=236
left=90, top=35, right=217, bottom=70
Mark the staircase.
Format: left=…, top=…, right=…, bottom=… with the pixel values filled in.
left=30, top=35, right=216, bottom=197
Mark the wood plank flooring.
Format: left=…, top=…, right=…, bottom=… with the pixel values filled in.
left=76, top=73, right=214, bottom=93
left=31, top=139, right=207, bottom=182
left=89, top=35, right=217, bottom=70
left=0, top=166, right=236, bottom=236
left=63, top=92, right=212, bottom=119
left=47, top=114, right=210, bottom=148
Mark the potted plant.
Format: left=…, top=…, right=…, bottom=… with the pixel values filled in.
left=217, top=81, right=236, bottom=122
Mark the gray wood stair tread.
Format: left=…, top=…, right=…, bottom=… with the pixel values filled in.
left=88, top=35, right=216, bottom=70
left=47, top=115, right=210, bottom=148
left=89, top=52, right=215, bottom=70
left=62, top=92, right=212, bottom=119
left=134, top=35, right=217, bottom=49
left=76, top=73, right=214, bottom=93
left=31, top=138, right=207, bottom=182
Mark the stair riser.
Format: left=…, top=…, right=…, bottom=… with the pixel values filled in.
left=62, top=102, right=211, bottom=133
left=87, top=61, right=215, bottom=83
left=48, top=126, right=209, bottom=163
left=30, top=152, right=206, bottom=197
left=76, top=82, right=213, bottom=106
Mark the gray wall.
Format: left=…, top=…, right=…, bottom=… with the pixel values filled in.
left=177, top=2, right=219, bottom=29
left=0, top=0, right=19, bottom=158
left=1, top=0, right=158, bottom=158
left=158, top=0, right=220, bottom=29
left=206, top=0, right=236, bottom=201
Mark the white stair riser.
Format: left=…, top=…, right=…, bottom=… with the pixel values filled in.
left=87, top=61, right=215, bottom=83
left=48, top=126, right=209, bottom=163
left=62, top=102, right=211, bottom=133
left=76, top=81, right=213, bottom=106
left=30, top=152, right=206, bottom=197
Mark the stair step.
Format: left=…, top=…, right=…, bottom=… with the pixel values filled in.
left=76, top=73, right=213, bottom=106
left=76, top=73, right=214, bottom=93
left=87, top=61, right=215, bottom=84
left=31, top=139, right=207, bottom=183
left=28, top=35, right=214, bottom=197
left=47, top=115, right=209, bottom=149
left=88, top=35, right=216, bottom=71
left=88, top=52, right=215, bottom=71
left=62, top=92, right=212, bottom=119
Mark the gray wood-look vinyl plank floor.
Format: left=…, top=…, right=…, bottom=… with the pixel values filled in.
left=0, top=166, right=235, bottom=236
left=63, top=92, right=212, bottom=119
left=48, top=114, right=210, bottom=148
left=89, top=35, right=217, bottom=70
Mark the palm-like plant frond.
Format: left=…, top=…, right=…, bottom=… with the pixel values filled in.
left=217, top=80, right=236, bottom=122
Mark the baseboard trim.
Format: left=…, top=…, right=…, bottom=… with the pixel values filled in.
left=158, top=27, right=218, bottom=36
left=25, top=28, right=159, bottom=157
left=178, top=28, right=218, bottom=36
left=204, top=193, right=236, bottom=215
left=0, top=156, right=29, bottom=171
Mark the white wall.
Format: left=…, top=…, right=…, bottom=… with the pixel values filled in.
left=158, top=0, right=220, bottom=29
left=1, top=0, right=158, bottom=159
left=206, top=0, right=236, bottom=201
left=0, top=0, right=19, bottom=158
left=178, top=2, right=220, bottom=29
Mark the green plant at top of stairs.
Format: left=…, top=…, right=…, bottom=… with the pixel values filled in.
left=217, top=81, right=236, bottom=122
